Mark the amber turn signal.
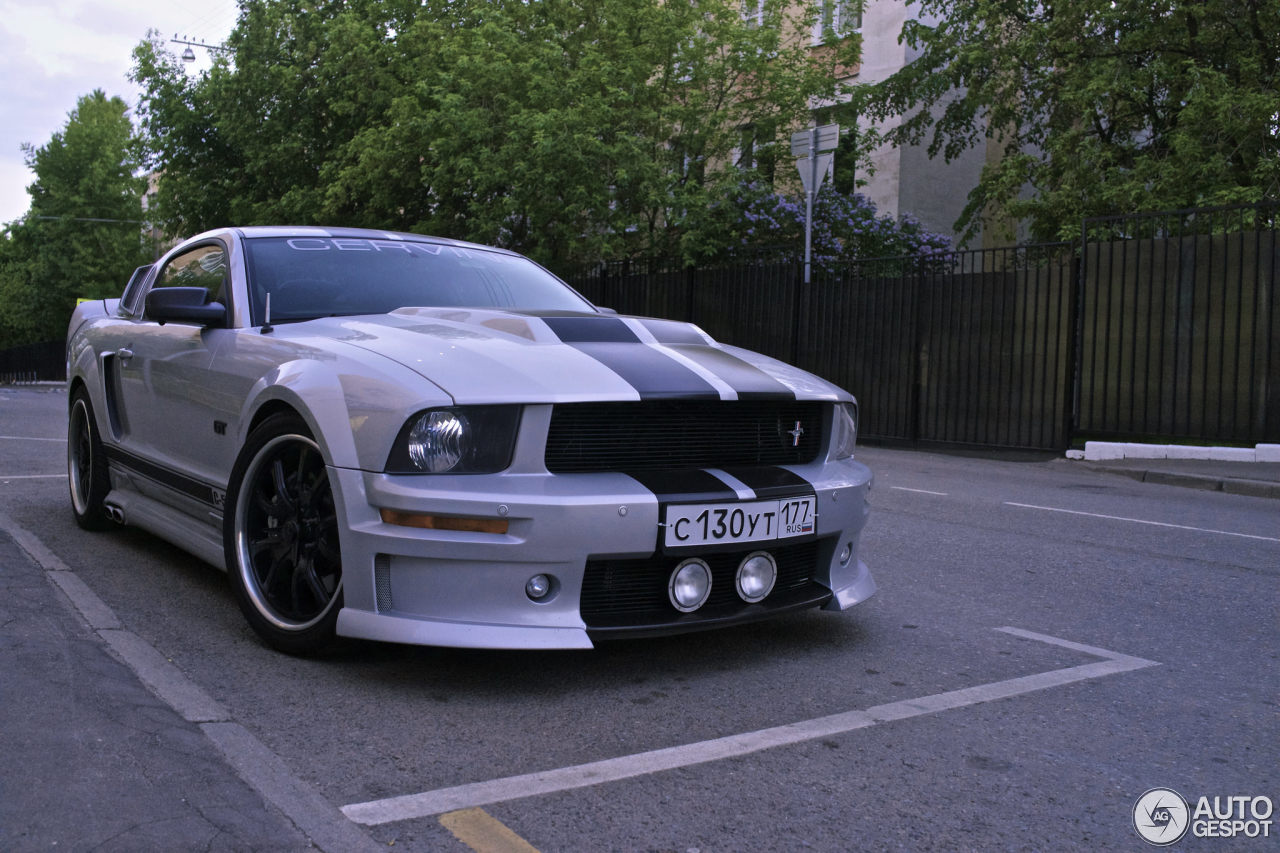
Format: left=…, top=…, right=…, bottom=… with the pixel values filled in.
left=379, top=508, right=509, bottom=534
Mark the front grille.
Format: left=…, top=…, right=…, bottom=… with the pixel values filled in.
left=580, top=538, right=831, bottom=630
left=545, top=400, right=824, bottom=473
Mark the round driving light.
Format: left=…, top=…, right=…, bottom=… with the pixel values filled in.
left=408, top=410, right=468, bottom=472
left=526, top=574, right=551, bottom=600
left=668, top=558, right=712, bottom=612
left=735, top=551, right=777, bottom=603
left=838, top=542, right=853, bottom=565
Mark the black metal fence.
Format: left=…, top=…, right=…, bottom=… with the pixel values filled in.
left=570, top=246, right=1078, bottom=449
left=0, top=339, right=64, bottom=384
left=569, top=202, right=1279, bottom=450
left=1077, top=203, right=1279, bottom=444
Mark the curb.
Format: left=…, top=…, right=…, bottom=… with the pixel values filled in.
left=1070, top=441, right=1280, bottom=463
left=1085, top=464, right=1280, bottom=500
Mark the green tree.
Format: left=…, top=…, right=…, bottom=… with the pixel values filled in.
left=856, top=0, right=1280, bottom=242
left=132, top=0, right=861, bottom=267
left=0, top=90, right=150, bottom=347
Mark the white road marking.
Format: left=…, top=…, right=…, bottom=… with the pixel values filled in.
left=1, top=474, right=65, bottom=480
left=0, top=435, right=66, bottom=442
left=341, top=628, right=1158, bottom=826
left=889, top=486, right=949, bottom=496
left=1005, top=501, right=1280, bottom=543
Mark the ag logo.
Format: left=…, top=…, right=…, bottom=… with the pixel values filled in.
left=1134, top=788, right=1190, bottom=846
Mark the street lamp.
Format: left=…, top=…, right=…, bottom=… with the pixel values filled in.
left=170, top=35, right=230, bottom=63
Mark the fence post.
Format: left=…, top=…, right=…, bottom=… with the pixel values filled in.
left=910, top=259, right=925, bottom=443
left=685, top=264, right=696, bottom=323
left=1069, top=219, right=1089, bottom=443
left=790, top=262, right=805, bottom=365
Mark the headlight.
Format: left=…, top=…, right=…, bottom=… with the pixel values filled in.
left=832, top=401, right=858, bottom=459
left=409, top=410, right=466, bottom=472
left=385, top=406, right=521, bottom=473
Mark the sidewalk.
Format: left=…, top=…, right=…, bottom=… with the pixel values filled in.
left=0, top=528, right=315, bottom=852
left=1076, top=457, right=1280, bottom=499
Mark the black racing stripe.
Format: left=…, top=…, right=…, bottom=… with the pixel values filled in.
left=105, top=446, right=222, bottom=508
left=544, top=316, right=720, bottom=399
left=668, top=345, right=797, bottom=400
left=543, top=316, right=641, bottom=343
left=573, top=343, right=720, bottom=399
left=626, top=469, right=738, bottom=504
left=636, top=318, right=708, bottom=346
left=719, top=466, right=814, bottom=499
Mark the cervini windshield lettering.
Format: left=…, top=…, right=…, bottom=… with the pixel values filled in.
left=243, top=236, right=591, bottom=322
left=285, top=238, right=449, bottom=255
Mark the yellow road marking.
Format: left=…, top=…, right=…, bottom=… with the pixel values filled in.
left=440, top=808, right=540, bottom=853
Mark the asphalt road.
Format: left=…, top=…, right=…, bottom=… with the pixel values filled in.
left=2, top=385, right=1276, bottom=851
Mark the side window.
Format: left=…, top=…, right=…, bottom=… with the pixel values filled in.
left=155, top=244, right=228, bottom=304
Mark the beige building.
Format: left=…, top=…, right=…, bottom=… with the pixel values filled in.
left=813, top=0, right=995, bottom=248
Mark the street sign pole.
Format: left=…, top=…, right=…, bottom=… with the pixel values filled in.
left=792, top=124, right=839, bottom=285
left=804, top=129, right=815, bottom=284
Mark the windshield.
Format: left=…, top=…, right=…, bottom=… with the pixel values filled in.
left=242, top=236, right=592, bottom=323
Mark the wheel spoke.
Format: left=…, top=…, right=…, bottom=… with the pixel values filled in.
left=260, top=552, right=285, bottom=593
left=301, top=559, right=330, bottom=605
left=271, top=459, right=296, bottom=514
left=316, top=533, right=339, bottom=564
left=253, top=488, right=283, bottom=520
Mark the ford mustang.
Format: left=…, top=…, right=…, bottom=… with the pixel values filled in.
left=65, top=227, right=875, bottom=653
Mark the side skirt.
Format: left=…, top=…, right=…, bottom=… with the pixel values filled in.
left=104, top=487, right=227, bottom=571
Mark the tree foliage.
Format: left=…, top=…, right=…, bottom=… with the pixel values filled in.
left=132, top=0, right=859, bottom=267
left=857, top=0, right=1280, bottom=242
left=0, top=91, right=150, bottom=347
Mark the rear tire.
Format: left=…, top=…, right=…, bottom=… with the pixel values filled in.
left=68, top=388, right=112, bottom=530
left=224, top=413, right=343, bottom=655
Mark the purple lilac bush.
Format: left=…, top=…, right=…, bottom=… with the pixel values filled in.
left=682, top=175, right=952, bottom=268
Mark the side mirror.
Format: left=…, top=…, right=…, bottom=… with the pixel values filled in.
left=146, top=287, right=227, bottom=327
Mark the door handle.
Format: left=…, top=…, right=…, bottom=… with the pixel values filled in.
left=117, top=347, right=134, bottom=362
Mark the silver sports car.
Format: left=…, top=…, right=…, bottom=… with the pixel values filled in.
left=66, top=227, right=875, bottom=653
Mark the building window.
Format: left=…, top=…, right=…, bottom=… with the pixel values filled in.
left=812, top=0, right=861, bottom=45
left=733, top=125, right=756, bottom=170
left=742, top=0, right=765, bottom=26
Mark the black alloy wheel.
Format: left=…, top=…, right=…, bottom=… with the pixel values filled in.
left=225, top=413, right=342, bottom=654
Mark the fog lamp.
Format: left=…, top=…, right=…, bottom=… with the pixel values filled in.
left=735, top=551, right=777, bottom=603
left=668, top=558, right=712, bottom=612
left=526, top=574, right=552, bottom=600
left=838, top=542, right=853, bottom=565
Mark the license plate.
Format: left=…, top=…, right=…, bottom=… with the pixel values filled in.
left=663, top=496, right=816, bottom=548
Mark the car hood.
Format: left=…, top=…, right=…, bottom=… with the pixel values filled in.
left=297, top=308, right=848, bottom=404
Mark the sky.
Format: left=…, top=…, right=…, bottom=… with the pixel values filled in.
left=0, top=0, right=238, bottom=226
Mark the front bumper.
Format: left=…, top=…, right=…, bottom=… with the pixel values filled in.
left=330, top=458, right=875, bottom=649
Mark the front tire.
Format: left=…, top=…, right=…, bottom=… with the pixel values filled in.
left=68, top=388, right=112, bottom=530
left=224, top=413, right=343, bottom=655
